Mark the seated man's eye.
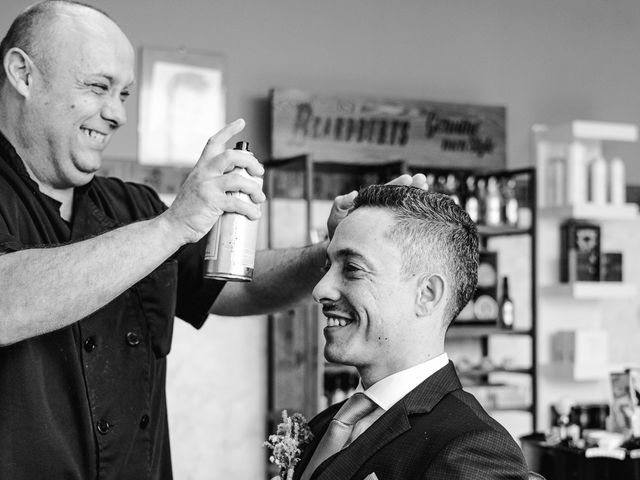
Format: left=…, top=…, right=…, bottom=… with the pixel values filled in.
left=344, top=263, right=362, bottom=274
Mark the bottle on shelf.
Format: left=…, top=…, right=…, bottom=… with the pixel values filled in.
left=497, top=276, right=515, bottom=330
left=476, top=177, right=487, bottom=225
left=485, top=176, right=502, bottom=227
left=566, top=141, right=588, bottom=205
left=589, top=155, right=607, bottom=204
left=464, top=175, right=479, bottom=224
left=445, top=173, right=460, bottom=205
left=553, top=398, right=579, bottom=447
left=425, top=173, right=436, bottom=194
left=609, top=157, right=626, bottom=205
left=436, top=174, right=447, bottom=194
left=501, top=177, right=519, bottom=227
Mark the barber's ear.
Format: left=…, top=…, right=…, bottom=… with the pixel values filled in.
left=415, top=273, right=446, bottom=317
left=4, top=48, right=34, bottom=97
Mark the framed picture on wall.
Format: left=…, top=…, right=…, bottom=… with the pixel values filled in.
left=138, top=47, right=226, bottom=167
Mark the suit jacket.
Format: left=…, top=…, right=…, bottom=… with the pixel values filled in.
left=293, top=362, right=528, bottom=480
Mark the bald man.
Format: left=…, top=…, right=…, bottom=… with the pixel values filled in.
left=0, top=1, right=427, bottom=478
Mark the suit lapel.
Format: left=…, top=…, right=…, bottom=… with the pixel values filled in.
left=313, top=362, right=463, bottom=480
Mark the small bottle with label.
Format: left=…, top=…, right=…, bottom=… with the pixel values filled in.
left=485, top=176, right=502, bottom=227
left=502, top=177, right=519, bottom=227
left=498, top=276, right=514, bottom=330
left=464, top=176, right=479, bottom=224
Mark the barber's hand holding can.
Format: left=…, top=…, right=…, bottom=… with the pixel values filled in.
left=161, top=119, right=265, bottom=246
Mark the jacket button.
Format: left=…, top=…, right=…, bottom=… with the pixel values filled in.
left=96, top=419, right=111, bottom=435
left=83, top=337, right=96, bottom=352
left=125, top=332, right=141, bottom=347
left=139, top=414, right=150, bottom=430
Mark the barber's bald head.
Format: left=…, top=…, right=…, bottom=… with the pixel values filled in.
left=0, top=1, right=117, bottom=85
left=0, top=0, right=134, bottom=189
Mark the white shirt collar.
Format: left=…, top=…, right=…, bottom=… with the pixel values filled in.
left=358, top=353, right=449, bottom=411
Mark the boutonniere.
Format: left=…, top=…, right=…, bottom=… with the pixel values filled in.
left=264, top=410, right=314, bottom=480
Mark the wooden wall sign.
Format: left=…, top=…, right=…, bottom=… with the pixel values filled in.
left=270, top=88, right=506, bottom=170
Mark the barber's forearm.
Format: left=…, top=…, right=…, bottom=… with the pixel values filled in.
left=0, top=215, right=183, bottom=346
left=210, top=241, right=327, bottom=316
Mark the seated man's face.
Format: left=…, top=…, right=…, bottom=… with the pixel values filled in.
left=312, top=206, right=423, bottom=385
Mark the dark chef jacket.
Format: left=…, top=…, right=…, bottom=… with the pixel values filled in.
left=0, top=132, right=225, bottom=480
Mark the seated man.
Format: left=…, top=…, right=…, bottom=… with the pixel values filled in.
left=295, top=185, right=528, bottom=480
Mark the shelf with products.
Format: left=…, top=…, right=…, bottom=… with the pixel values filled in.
left=533, top=120, right=639, bottom=302
left=406, top=165, right=538, bottom=431
left=265, top=156, right=538, bottom=436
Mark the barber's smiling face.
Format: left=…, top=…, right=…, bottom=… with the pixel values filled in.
left=27, top=10, right=135, bottom=188
left=312, top=206, right=420, bottom=385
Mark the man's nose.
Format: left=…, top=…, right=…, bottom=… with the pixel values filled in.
left=312, top=269, right=337, bottom=304
left=102, top=96, right=127, bottom=128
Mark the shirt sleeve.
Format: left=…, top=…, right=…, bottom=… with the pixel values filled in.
left=0, top=217, right=23, bottom=254
left=173, top=235, right=226, bottom=329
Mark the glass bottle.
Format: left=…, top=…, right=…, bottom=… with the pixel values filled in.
left=464, top=175, right=479, bottom=224
left=498, top=276, right=514, bottom=329
left=502, top=177, right=519, bottom=227
left=446, top=173, right=460, bottom=205
left=425, top=173, right=436, bottom=194
left=485, top=176, right=502, bottom=227
left=476, top=177, right=487, bottom=225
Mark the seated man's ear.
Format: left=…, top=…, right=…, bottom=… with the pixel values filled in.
left=3, top=48, right=34, bottom=97
left=415, top=273, right=446, bottom=317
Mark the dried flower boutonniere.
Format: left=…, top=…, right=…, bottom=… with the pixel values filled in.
left=264, top=410, right=314, bottom=480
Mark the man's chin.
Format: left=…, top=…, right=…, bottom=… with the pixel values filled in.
left=59, top=168, right=98, bottom=188
left=324, top=347, right=353, bottom=366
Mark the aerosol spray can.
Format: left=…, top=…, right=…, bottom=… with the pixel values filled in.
left=204, top=141, right=263, bottom=281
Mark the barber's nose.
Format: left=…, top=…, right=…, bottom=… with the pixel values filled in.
left=102, top=96, right=127, bottom=128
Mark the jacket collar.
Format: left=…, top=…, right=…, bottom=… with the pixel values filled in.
left=300, top=361, right=462, bottom=480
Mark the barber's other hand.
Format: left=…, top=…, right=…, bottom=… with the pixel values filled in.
left=164, top=119, right=266, bottom=243
left=326, top=173, right=429, bottom=239
left=326, top=190, right=357, bottom=239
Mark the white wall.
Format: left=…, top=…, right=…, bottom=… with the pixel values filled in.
left=4, top=1, right=640, bottom=478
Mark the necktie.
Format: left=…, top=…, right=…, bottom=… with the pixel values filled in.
left=300, top=393, right=377, bottom=480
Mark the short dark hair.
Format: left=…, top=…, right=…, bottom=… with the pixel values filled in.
left=352, top=184, right=479, bottom=324
left=0, top=1, right=111, bottom=85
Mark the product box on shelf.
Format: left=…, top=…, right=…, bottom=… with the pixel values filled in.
left=601, top=252, right=623, bottom=282
left=560, top=220, right=601, bottom=282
